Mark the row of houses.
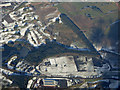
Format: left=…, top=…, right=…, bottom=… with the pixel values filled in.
left=5, top=55, right=40, bottom=75
left=1, top=2, right=57, bottom=47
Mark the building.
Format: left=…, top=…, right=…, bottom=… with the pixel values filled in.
left=2, top=14, right=14, bottom=24
left=0, top=3, right=11, bottom=7
left=43, top=78, right=67, bottom=88
left=43, top=79, right=57, bottom=87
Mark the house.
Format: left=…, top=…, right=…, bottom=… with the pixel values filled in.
left=14, top=24, right=18, bottom=29
left=2, top=14, right=14, bottom=25
left=0, top=3, right=11, bottom=7
left=2, top=20, right=8, bottom=26
left=27, top=80, right=33, bottom=88
left=23, top=7, right=29, bottom=11
left=34, top=15, right=39, bottom=20
left=29, top=7, right=33, bottom=11
left=51, top=17, right=59, bottom=22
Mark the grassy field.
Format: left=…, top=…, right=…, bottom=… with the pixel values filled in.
left=56, top=2, right=117, bottom=18
left=56, top=2, right=118, bottom=48
left=60, top=14, right=98, bottom=53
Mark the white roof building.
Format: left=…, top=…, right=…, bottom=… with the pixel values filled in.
left=2, top=20, right=8, bottom=26
left=0, top=3, right=11, bottom=7
left=49, top=58, right=56, bottom=65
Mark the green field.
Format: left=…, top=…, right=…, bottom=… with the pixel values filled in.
left=56, top=2, right=118, bottom=48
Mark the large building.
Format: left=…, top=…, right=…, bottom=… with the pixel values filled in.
left=43, top=78, right=67, bottom=88
left=40, top=56, right=78, bottom=76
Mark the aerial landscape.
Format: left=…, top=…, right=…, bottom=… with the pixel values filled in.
left=0, top=1, right=120, bottom=89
